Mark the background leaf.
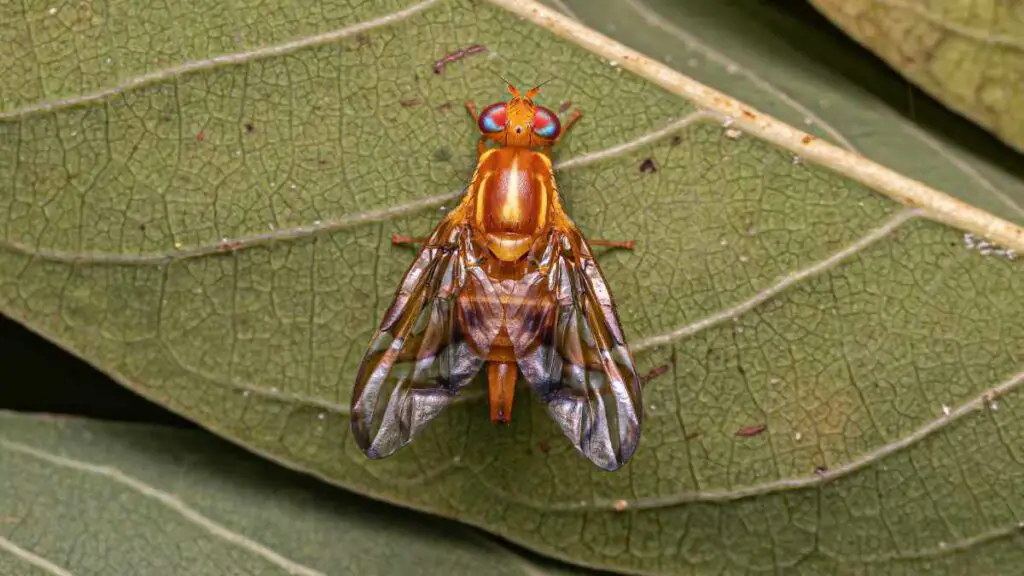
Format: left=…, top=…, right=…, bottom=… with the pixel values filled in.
left=2, top=0, right=1023, bottom=575
left=0, top=410, right=588, bottom=576
left=808, top=0, right=1024, bottom=154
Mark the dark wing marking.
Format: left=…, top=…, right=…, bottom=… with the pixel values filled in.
left=350, top=218, right=501, bottom=459
left=505, top=228, right=643, bottom=470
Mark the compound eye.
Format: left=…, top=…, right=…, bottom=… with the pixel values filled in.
left=479, top=103, right=507, bottom=134
left=532, top=107, right=560, bottom=139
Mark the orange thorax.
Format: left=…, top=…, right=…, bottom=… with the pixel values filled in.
left=471, top=147, right=554, bottom=261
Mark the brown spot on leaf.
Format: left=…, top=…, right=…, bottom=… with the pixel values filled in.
left=639, top=158, right=658, bottom=174
left=735, top=424, right=767, bottom=437
left=195, top=130, right=205, bottom=142
left=559, top=100, right=573, bottom=113
left=670, top=135, right=682, bottom=146
left=433, top=44, right=488, bottom=75
left=801, top=134, right=814, bottom=144
left=432, top=146, right=452, bottom=162
left=399, top=98, right=422, bottom=108
left=244, top=122, right=255, bottom=134
left=537, top=439, right=551, bottom=454
left=641, top=364, right=668, bottom=384
left=742, top=109, right=756, bottom=119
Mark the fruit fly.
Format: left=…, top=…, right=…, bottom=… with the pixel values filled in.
left=349, top=82, right=643, bottom=470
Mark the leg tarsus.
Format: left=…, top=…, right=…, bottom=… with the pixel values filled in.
left=554, top=110, right=582, bottom=144
left=465, top=100, right=479, bottom=123
left=588, top=238, right=635, bottom=251
left=391, top=234, right=429, bottom=247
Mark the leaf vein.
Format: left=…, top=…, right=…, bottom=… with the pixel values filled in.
left=0, top=440, right=327, bottom=576
left=624, top=0, right=857, bottom=152
left=869, top=0, right=1023, bottom=49
left=0, top=535, right=75, bottom=576
left=633, top=209, right=918, bottom=351
left=0, top=111, right=709, bottom=264
left=0, top=0, right=442, bottom=121
left=486, top=366, right=1024, bottom=511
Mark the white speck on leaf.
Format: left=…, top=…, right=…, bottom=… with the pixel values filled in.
left=317, top=413, right=326, bottom=420
left=725, top=128, right=742, bottom=139
left=942, top=404, right=951, bottom=416
left=726, top=63, right=739, bottom=74
left=991, top=401, right=999, bottom=411
left=48, top=7, right=57, bottom=15
left=313, top=220, right=322, bottom=226
left=608, top=60, right=618, bottom=67
left=794, top=432, right=802, bottom=441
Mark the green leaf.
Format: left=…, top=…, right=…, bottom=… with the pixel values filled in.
left=541, top=0, right=1024, bottom=225
left=808, top=0, right=1024, bottom=154
left=0, top=411, right=586, bottom=576
left=2, top=0, right=1023, bottom=574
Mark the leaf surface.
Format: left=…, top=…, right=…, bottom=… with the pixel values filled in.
left=808, top=0, right=1024, bottom=153
left=2, top=0, right=1023, bottom=574
left=542, top=0, right=1024, bottom=224
left=0, top=411, right=583, bottom=576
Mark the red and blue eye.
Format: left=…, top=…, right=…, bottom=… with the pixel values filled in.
left=479, top=103, right=506, bottom=133
left=532, top=107, right=560, bottom=139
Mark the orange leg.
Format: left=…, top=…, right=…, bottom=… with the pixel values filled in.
left=554, top=110, right=582, bottom=144
left=488, top=361, right=517, bottom=424
left=390, top=234, right=429, bottom=246
left=588, top=238, right=635, bottom=250
left=465, top=101, right=488, bottom=156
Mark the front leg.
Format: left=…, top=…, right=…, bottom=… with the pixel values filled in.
left=554, top=110, right=582, bottom=144
left=465, top=100, right=480, bottom=123
left=544, top=110, right=582, bottom=156
left=465, top=100, right=487, bottom=157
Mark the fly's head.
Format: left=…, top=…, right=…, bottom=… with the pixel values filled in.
left=477, top=82, right=561, bottom=149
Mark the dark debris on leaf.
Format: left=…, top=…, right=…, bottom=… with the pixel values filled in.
left=735, top=424, right=767, bottom=437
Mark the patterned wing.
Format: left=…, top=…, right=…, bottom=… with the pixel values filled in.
left=506, top=228, right=643, bottom=470
left=350, top=217, right=502, bottom=459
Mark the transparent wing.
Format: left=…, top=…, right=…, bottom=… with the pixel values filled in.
left=350, top=218, right=501, bottom=459
left=505, top=228, right=643, bottom=470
